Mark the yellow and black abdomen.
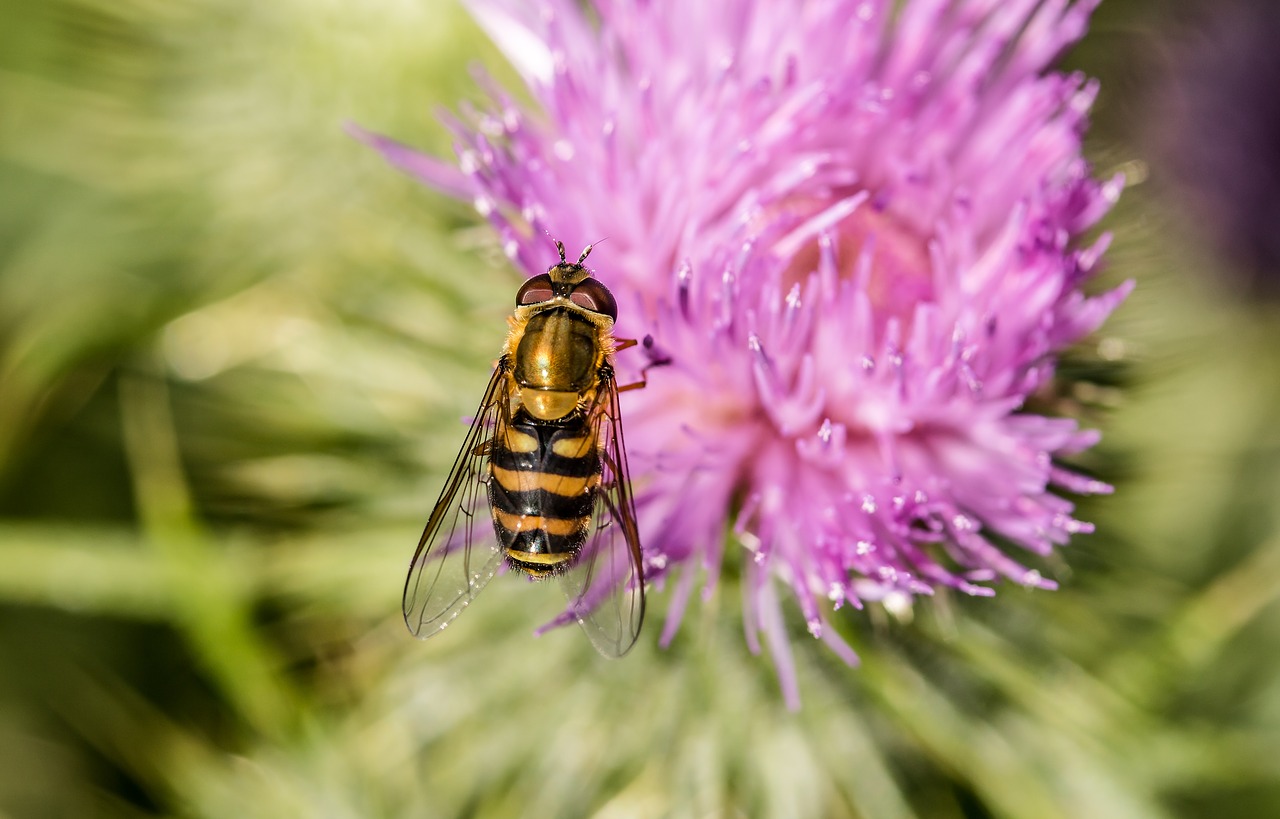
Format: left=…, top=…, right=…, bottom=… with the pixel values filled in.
left=488, top=410, right=601, bottom=577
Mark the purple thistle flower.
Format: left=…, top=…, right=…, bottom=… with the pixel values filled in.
left=361, top=0, right=1130, bottom=705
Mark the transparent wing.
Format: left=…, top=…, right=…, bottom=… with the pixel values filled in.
left=403, top=361, right=510, bottom=638
left=558, top=370, right=646, bottom=657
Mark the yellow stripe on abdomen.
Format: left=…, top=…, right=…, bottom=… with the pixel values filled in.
left=504, top=549, right=574, bottom=566
left=493, top=509, right=586, bottom=537
left=551, top=435, right=593, bottom=458
left=490, top=465, right=596, bottom=497
left=503, top=427, right=539, bottom=453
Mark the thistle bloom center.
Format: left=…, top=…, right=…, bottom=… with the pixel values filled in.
left=773, top=195, right=935, bottom=332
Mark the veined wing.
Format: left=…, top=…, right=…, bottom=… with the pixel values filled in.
left=557, top=369, right=645, bottom=657
left=403, top=360, right=511, bottom=638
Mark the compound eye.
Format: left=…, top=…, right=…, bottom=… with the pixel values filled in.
left=568, top=278, right=618, bottom=321
left=516, top=273, right=555, bottom=306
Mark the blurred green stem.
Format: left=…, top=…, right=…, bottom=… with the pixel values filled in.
left=1109, top=533, right=1280, bottom=709
left=119, top=367, right=297, bottom=737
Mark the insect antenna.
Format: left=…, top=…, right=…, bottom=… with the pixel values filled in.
left=578, top=237, right=607, bottom=265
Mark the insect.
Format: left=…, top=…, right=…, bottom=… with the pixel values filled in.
left=403, top=240, right=645, bottom=657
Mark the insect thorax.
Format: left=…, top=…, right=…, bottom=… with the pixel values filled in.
left=511, top=306, right=605, bottom=421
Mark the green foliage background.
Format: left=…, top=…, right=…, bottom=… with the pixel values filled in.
left=2, top=0, right=1278, bottom=816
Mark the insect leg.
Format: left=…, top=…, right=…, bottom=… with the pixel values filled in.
left=614, top=334, right=672, bottom=392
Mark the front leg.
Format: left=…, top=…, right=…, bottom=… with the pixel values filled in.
left=615, top=335, right=672, bottom=392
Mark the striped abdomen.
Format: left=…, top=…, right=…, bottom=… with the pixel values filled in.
left=488, top=409, right=600, bottom=577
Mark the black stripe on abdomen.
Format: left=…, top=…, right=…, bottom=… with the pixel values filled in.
left=489, top=479, right=594, bottom=520
left=496, top=526, right=583, bottom=557
left=489, top=445, right=598, bottom=478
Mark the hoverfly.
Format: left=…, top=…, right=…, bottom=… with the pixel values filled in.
left=403, top=241, right=645, bottom=657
